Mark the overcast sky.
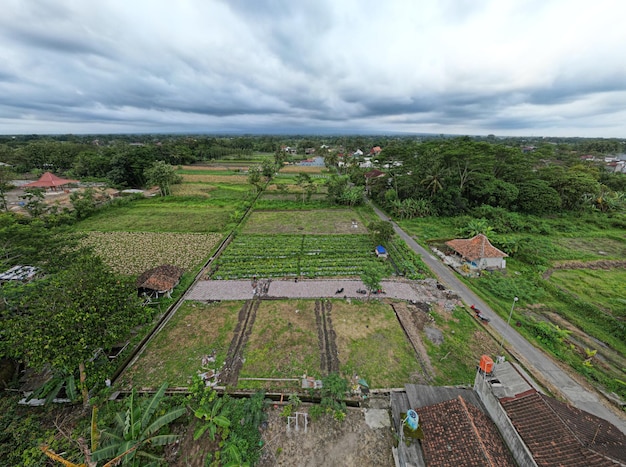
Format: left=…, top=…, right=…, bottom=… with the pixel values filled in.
left=1, top=0, right=626, bottom=137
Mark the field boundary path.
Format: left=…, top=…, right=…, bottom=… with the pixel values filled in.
left=315, top=300, right=339, bottom=374
left=369, top=202, right=626, bottom=434
left=187, top=277, right=457, bottom=302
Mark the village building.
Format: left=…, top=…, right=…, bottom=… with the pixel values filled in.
left=445, top=234, right=508, bottom=270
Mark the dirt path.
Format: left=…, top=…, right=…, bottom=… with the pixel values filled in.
left=390, top=302, right=435, bottom=382
left=315, top=300, right=339, bottom=375
left=220, top=299, right=259, bottom=386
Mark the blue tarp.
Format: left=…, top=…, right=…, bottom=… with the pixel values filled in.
left=375, top=245, right=386, bottom=254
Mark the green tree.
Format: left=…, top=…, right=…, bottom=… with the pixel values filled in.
left=70, top=188, right=98, bottom=219
left=360, top=264, right=385, bottom=299
left=0, top=165, right=15, bottom=212
left=295, top=173, right=312, bottom=204
left=20, top=187, right=47, bottom=218
left=144, top=160, right=182, bottom=196
left=261, top=158, right=275, bottom=179
left=247, top=165, right=262, bottom=192
left=91, top=383, right=185, bottom=466
left=368, top=221, right=394, bottom=245
left=2, top=255, right=144, bottom=406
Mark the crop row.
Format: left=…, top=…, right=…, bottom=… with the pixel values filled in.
left=388, top=238, right=430, bottom=280
left=213, top=234, right=379, bottom=279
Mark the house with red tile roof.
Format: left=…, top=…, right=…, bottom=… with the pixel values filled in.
left=474, top=361, right=626, bottom=467
left=445, top=234, right=508, bottom=270
left=419, top=396, right=516, bottom=466
left=370, top=146, right=382, bottom=155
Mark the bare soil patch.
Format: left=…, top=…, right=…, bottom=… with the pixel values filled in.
left=258, top=403, right=395, bottom=467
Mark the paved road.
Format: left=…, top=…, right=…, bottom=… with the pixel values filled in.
left=371, top=204, right=626, bottom=434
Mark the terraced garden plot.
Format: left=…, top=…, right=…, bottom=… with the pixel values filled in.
left=80, top=231, right=222, bottom=275
left=212, top=234, right=388, bottom=279
left=243, top=209, right=367, bottom=234
left=119, top=301, right=241, bottom=388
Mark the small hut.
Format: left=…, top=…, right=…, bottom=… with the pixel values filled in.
left=136, top=265, right=184, bottom=299
left=375, top=245, right=388, bottom=259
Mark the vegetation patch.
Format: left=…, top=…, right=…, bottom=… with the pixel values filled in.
left=424, top=307, right=498, bottom=386
left=80, top=231, right=221, bottom=275
left=549, top=268, right=626, bottom=318
left=213, top=234, right=389, bottom=279
left=120, top=301, right=241, bottom=388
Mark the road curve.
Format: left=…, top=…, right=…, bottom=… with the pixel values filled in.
left=370, top=204, right=626, bottom=434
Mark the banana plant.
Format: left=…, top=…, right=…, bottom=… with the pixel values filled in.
left=91, top=383, right=185, bottom=466
left=193, top=390, right=231, bottom=441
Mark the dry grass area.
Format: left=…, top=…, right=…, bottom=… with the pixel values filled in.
left=170, top=183, right=216, bottom=197
left=180, top=173, right=249, bottom=184
left=239, top=300, right=321, bottom=389
left=279, top=165, right=326, bottom=174
left=243, top=209, right=368, bottom=234
left=119, top=301, right=241, bottom=389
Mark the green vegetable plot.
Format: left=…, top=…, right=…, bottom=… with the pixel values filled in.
left=213, top=234, right=387, bottom=279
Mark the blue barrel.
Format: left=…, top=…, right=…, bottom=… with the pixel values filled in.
left=406, top=409, right=419, bottom=431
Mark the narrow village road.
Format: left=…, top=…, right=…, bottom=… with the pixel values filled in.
left=371, top=204, right=626, bottom=434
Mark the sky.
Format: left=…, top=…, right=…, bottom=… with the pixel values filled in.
left=1, top=0, right=626, bottom=137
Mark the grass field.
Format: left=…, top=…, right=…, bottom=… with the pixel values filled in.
left=331, top=300, right=424, bottom=387
left=123, top=299, right=425, bottom=390
left=243, top=209, right=368, bottom=234
left=120, top=301, right=241, bottom=388
left=76, top=198, right=232, bottom=233
left=549, top=268, right=626, bottom=318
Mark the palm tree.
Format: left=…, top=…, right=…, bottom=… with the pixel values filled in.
left=91, top=383, right=186, bottom=466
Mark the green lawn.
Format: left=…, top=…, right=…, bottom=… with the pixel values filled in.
left=76, top=198, right=231, bottom=233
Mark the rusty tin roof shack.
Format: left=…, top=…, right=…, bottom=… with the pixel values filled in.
left=136, top=264, right=184, bottom=298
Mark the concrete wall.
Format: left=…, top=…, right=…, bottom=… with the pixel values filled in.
left=474, top=375, right=538, bottom=467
